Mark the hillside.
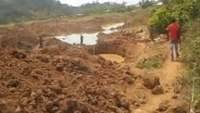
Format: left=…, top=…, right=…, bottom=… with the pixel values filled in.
left=0, top=0, right=134, bottom=24
left=0, top=0, right=199, bottom=113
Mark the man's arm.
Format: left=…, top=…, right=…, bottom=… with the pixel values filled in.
left=166, top=25, right=170, bottom=41
left=177, top=24, right=181, bottom=43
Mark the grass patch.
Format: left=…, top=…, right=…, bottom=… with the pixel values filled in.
left=182, top=19, right=200, bottom=113
left=136, top=55, right=164, bottom=69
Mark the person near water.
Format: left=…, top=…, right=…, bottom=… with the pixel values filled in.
left=166, top=19, right=181, bottom=61
left=80, top=34, right=84, bottom=45
left=39, top=36, right=43, bottom=48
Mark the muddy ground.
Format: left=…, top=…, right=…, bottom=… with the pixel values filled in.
left=0, top=13, right=189, bottom=113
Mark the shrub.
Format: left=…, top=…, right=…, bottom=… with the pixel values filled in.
left=149, top=6, right=174, bottom=33
left=182, top=20, right=200, bottom=78
left=182, top=20, right=200, bottom=113
left=136, top=55, right=163, bottom=69
left=149, top=0, right=199, bottom=33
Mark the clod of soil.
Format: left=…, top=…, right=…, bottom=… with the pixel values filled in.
left=156, top=100, right=170, bottom=112
left=142, top=74, right=160, bottom=89
left=99, top=54, right=125, bottom=63
left=134, top=109, right=148, bottom=113
left=0, top=46, right=133, bottom=113
left=152, top=85, right=164, bottom=95
left=170, top=101, right=189, bottom=113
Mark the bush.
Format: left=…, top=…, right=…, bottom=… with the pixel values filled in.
left=182, top=20, right=200, bottom=113
left=136, top=55, right=163, bottom=69
left=182, top=20, right=200, bottom=78
left=149, top=0, right=200, bottom=111
left=149, top=0, right=199, bottom=33
left=149, top=6, right=174, bottom=33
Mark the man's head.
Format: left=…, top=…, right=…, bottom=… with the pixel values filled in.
left=171, top=18, right=176, bottom=23
left=171, top=18, right=179, bottom=23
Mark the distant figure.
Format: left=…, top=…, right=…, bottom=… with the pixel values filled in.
left=80, top=34, right=84, bottom=45
left=166, top=19, right=181, bottom=61
left=39, top=36, right=43, bottom=48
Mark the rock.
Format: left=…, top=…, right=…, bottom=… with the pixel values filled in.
left=9, top=88, right=17, bottom=92
left=173, top=87, right=181, bottom=94
left=57, top=95, right=65, bottom=101
left=11, top=50, right=26, bottom=59
left=15, top=106, right=22, bottom=113
left=61, top=100, right=90, bottom=113
left=56, top=63, right=65, bottom=72
left=134, top=26, right=151, bottom=40
left=115, top=96, right=130, bottom=110
left=143, top=75, right=160, bottom=89
left=46, top=101, right=59, bottom=113
left=31, top=69, right=43, bottom=75
left=0, top=100, right=8, bottom=113
left=157, top=100, right=170, bottom=112
left=49, top=85, right=62, bottom=94
left=136, top=28, right=143, bottom=33
left=123, top=75, right=135, bottom=84
left=71, top=58, right=94, bottom=73
left=152, top=85, right=164, bottom=95
left=7, top=79, right=20, bottom=87
left=170, top=101, right=189, bottom=113
left=20, top=97, right=29, bottom=106
left=134, top=102, right=140, bottom=107
left=0, top=89, right=7, bottom=97
left=134, top=92, right=147, bottom=105
left=30, top=91, right=37, bottom=98
left=134, top=109, right=148, bottom=113
left=172, top=94, right=178, bottom=99
left=36, top=55, right=50, bottom=63
left=139, top=99, right=147, bottom=104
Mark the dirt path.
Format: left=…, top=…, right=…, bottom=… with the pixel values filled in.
left=125, top=41, right=184, bottom=113
left=140, top=57, right=183, bottom=112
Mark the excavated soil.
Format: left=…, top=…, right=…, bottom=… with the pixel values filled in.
left=0, top=45, right=136, bottom=113
left=0, top=14, right=189, bottom=113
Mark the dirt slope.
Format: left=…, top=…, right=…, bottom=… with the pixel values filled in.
left=0, top=13, right=189, bottom=113
left=123, top=40, right=188, bottom=113
left=139, top=53, right=184, bottom=112
left=94, top=27, right=189, bottom=113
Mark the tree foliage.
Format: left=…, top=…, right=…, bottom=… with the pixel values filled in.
left=0, top=0, right=78, bottom=24
left=78, top=2, right=134, bottom=14
left=183, top=20, right=200, bottom=78
left=150, top=0, right=200, bottom=111
left=139, top=0, right=155, bottom=8
left=149, top=0, right=200, bottom=33
left=0, top=0, right=135, bottom=24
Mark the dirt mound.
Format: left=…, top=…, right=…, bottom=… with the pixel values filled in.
left=0, top=13, right=189, bottom=113
left=0, top=47, right=135, bottom=113
left=0, top=28, right=38, bottom=50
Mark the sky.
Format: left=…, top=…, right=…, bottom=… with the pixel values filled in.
left=59, top=0, right=141, bottom=6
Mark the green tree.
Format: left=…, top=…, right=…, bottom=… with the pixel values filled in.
left=149, top=0, right=199, bottom=33
left=139, top=0, right=155, bottom=8
left=0, top=0, right=76, bottom=24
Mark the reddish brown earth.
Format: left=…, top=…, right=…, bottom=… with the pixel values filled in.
left=0, top=14, right=189, bottom=113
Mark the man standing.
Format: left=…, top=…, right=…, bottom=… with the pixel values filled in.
left=39, top=36, right=43, bottom=48
left=166, top=19, right=181, bottom=61
left=80, top=34, right=84, bottom=45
